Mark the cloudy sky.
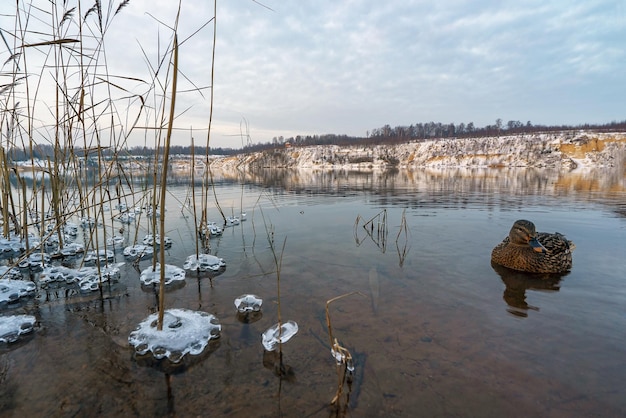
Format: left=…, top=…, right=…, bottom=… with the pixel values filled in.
left=6, top=1, right=626, bottom=148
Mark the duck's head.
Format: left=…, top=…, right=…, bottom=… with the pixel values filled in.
left=509, top=220, right=546, bottom=253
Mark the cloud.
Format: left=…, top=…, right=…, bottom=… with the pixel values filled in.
left=2, top=0, right=625, bottom=149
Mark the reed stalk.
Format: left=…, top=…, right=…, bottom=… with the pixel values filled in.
left=325, top=291, right=365, bottom=408
left=156, top=32, right=179, bottom=331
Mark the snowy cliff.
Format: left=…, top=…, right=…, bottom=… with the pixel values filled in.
left=209, top=132, right=626, bottom=172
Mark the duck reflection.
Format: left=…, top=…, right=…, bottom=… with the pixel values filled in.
left=491, top=262, right=568, bottom=318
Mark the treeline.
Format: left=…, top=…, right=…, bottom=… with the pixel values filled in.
left=6, top=119, right=626, bottom=160
left=226, top=119, right=626, bottom=154
left=367, top=119, right=626, bottom=142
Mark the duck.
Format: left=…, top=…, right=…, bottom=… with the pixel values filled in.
left=491, top=219, right=575, bottom=274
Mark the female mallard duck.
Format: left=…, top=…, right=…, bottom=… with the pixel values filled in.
left=491, top=220, right=574, bottom=274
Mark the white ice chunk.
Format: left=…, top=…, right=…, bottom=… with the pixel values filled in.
left=76, top=264, right=123, bottom=292
left=39, top=264, right=123, bottom=291
left=140, top=264, right=185, bottom=286
left=234, top=294, right=262, bottom=313
left=106, top=235, right=125, bottom=249
left=331, top=347, right=355, bottom=371
left=0, top=235, right=21, bottom=255
left=0, top=279, right=36, bottom=304
left=0, top=266, right=23, bottom=280
left=225, top=216, right=240, bottom=226
left=142, top=234, right=172, bottom=247
left=83, top=249, right=114, bottom=264
left=60, top=242, right=85, bottom=257
left=123, top=244, right=154, bottom=260
left=262, top=320, right=298, bottom=351
left=39, top=265, right=79, bottom=286
left=0, top=314, right=36, bottom=343
left=128, top=308, right=221, bottom=362
left=17, top=252, right=50, bottom=269
left=183, top=254, right=226, bottom=272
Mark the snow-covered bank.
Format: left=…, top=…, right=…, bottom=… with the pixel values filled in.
left=209, top=132, right=626, bottom=172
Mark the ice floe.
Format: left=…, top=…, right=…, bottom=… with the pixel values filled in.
left=0, top=314, right=36, bottom=343
left=142, top=234, right=172, bottom=247
left=123, top=244, right=154, bottom=260
left=140, top=263, right=185, bottom=286
left=39, top=263, right=123, bottom=292
left=59, top=242, right=85, bottom=257
left=106, top=235, right=125, bottom=250
left=183, top=253, right=226, bottom=272
left=262, top=320, right=299, bottom=351
left=234, top=294, right=262, bottom=313
left=83, top=249, right=115, bottom=264
left=0, top=279, right=36, bottom=305
left=128, top=308, right=221, bottom=363
left=0, top=266, right=23, bottom=280
left=17, top=252, right=50, bottom=270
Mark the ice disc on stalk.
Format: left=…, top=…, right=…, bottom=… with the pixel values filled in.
left=140, top=263, right=185, bottom=286
left=262, top=320, right=298, bottom=351
left=234, top=294, right=262, bottom=313
left=128, top=309, right=221, bottom=363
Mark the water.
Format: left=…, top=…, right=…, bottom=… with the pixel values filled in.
left=1, top=167, right=625, bottom=417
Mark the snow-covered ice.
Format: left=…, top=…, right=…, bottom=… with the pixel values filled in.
left=128, top=308, right=221, bottom=363
left=140, top=264, right=186, bottom=286
left=39, top=263, right=123, bottom=292
left=59, top=242, right=85, bottom=257
left=183, top=253, right=226, bottom=272
left=234, top=294, right=262, bottom=313
left=262, top=320, right=299, bottom=351
left=83, top=249, right=115, bottom=264
left=123, top=244, right=154, bottom=260
left=0, top=279, right=36, bottom=305
left=0, top=266, right=23, bottom=280
left=142, top=234, right=172, bottom=247
left=106, top=235, right=125, bottom=250
left=17, top=252, right=50, bottom=270
left=225, top=216, right=240, bottom=226
left=0, top=314, right=36, bottom=343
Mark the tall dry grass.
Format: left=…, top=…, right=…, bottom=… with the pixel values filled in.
left=0, top=1, right=218, bottom=325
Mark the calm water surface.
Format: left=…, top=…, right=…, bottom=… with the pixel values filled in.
left=1, top=168, right=625, bottom=417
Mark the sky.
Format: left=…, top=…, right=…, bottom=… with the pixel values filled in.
left=3, top=1, right=626, bottom=149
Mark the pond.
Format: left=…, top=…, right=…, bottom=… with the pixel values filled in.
left=1, top=167, right=625, bottom=417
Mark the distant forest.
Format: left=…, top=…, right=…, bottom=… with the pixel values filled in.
left=8, top=119, right=626, bottom=160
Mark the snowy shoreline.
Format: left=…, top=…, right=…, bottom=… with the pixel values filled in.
left=209, top=131, right=626, bottom=172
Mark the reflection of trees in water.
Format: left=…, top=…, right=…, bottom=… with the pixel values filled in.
left=491, top=262, right=567, bottom=318
left=208, top=166, right=626, bottom=215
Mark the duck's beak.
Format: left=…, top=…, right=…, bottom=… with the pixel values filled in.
left=529, top=237, right=547, bottom=253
